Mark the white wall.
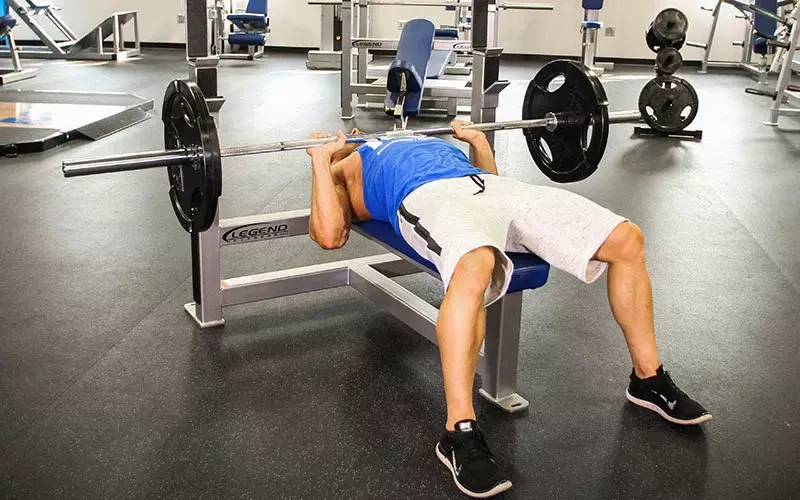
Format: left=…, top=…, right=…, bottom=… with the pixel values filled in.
left=10, top=0, right=752, bottom=62
left=365, top=0, right=751, bottom=61
left=11, top=0, right=186, bottom=43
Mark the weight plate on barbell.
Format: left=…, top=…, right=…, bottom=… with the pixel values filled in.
left=522, top=60, right=610, bottom=183
left=653, top=8, right=688, bottom=43
left=655, top=47, right=683, bottom=75
left=162, top=79, right=222, bottom=233
left=638, top=75, right=699, bottom=134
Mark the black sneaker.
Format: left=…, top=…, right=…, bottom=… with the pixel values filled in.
left=626, top=365, right=712, bottom=425
left=435, top=419, right=512, bottom=498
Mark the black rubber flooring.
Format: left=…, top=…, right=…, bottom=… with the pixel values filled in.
left=0, top=49, right=798, bottom=499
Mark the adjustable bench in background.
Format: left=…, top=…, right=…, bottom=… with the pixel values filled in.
left=427, top=28, right=459, bottom=80
left=184, top=209, right=550, bottom=413
left=219, top=0, right=270, bottom=61
left=385, top=18, right=435, bottom=126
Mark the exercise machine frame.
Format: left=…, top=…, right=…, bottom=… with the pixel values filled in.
left=686, top=0, right=782, bottom=82
left=209, top=0, right=269, bottom=61
left=765, top=4, right=800, bottom=125
left=0, top=0, right=140, bottom=61
left=339, top=0, right=552, bottom=119
left=0, top=24, right=36, bottom=84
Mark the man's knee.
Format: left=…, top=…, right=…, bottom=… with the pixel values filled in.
left=600, top=222, right=645, bottom=263
left=449, top=247, right=496, bottom=297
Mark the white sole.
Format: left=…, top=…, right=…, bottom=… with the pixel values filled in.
left=626, top=390, right=713, bottom=425
left=435, top=444, right=512, bottom=498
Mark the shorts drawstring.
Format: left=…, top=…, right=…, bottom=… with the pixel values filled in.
left=468, top=174, right=485, bottom=195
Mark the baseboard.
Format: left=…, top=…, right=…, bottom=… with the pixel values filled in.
left=8, top=40, right=710, bottom=67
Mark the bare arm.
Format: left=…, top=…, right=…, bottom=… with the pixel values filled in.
left=307, top=132, right=353, bottom=249
left=452, top=121, right=498, bottom=175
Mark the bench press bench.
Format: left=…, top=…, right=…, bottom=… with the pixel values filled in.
left=184, top=209, right=550, bottom=412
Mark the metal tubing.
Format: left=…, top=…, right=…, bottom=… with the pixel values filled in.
left=608, top=110, right=643, bottom=123
left=62, top=151, right=193, bottom=177
left=218, top=117, right=554, bottom=157
left=726, top=0, right=787, bottom=25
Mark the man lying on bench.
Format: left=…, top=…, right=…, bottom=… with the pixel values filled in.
left=306, top=125, right=711, bottom=498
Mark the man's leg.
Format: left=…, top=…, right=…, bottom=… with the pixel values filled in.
left=434, top=246, right=513, bottom=498
left=594, top=221, right=711, bottom=424
left=594, top=221, right=661, bottom=379
left=437, top=246, right=494, bottom=430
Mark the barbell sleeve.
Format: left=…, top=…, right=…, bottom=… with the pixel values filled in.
left=63, top=150, right=195, bottom=177
left=608, top=110, right=643, bottom=123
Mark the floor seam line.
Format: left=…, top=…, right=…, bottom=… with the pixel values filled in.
left=0, top=276, right=191, bottom=455
left=712, top=187, right=800, bottom=297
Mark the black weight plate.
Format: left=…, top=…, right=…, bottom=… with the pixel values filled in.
left=646, top=24, right=685, bottom=52
left=162, top=79, right=222, bottom=233
left=653, top=8, right=688, bottom=43
left=672, top=33, right=686, bottom=51
left=646, top=24, right=664, bottom=53
left=655, top=47, right=683, bottom=75
left=522, top=60, right=610, bottom=183
left=638, top=76, right=699, bottom=134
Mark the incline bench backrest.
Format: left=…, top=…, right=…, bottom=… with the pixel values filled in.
left=246, top=0, right=268, bottom=15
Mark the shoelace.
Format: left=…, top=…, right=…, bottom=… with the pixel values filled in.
left=455, top=430, right=494, bottom=464
left=662, top=370, right=689, bottom=400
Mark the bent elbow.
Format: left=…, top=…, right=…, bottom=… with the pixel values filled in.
left=315, top=231, right=349, bottom=250
left=317, top=238, right=343, bottom=250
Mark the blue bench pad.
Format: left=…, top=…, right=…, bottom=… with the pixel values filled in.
left=228, top=33, right=265, bottom=45
left=426, top=50, right=451, bottom=79
left=355, top=220, right=550, bottom=294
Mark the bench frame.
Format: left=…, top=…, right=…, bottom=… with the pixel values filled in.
left=185, top=208, right=532, bottom=413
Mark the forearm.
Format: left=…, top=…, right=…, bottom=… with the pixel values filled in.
left=309, top=154, right=349, bottom=247
left=468, top=135, right=498, bottom=175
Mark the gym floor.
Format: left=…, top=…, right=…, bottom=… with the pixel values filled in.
left=1, top=49, right=799, bottom=500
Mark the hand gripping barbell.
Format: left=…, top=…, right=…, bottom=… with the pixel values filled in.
left=62, top=60, right=648, bottom=233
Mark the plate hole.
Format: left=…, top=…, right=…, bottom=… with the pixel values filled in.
left=582, top=116, right=595, bottom=150
left=537, top=137, right=553, bottom=165
left=180, top=99, right=196, bottom=128
left=546, top=74, right=566, bottom=92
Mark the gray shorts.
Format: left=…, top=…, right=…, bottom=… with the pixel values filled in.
left=397, top=174, right=627, bottom=305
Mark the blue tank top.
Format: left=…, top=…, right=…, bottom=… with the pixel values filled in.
left=356, top=136, right=484, bottom=233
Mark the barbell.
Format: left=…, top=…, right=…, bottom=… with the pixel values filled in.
left=60, top=60, right=689, bottom=233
